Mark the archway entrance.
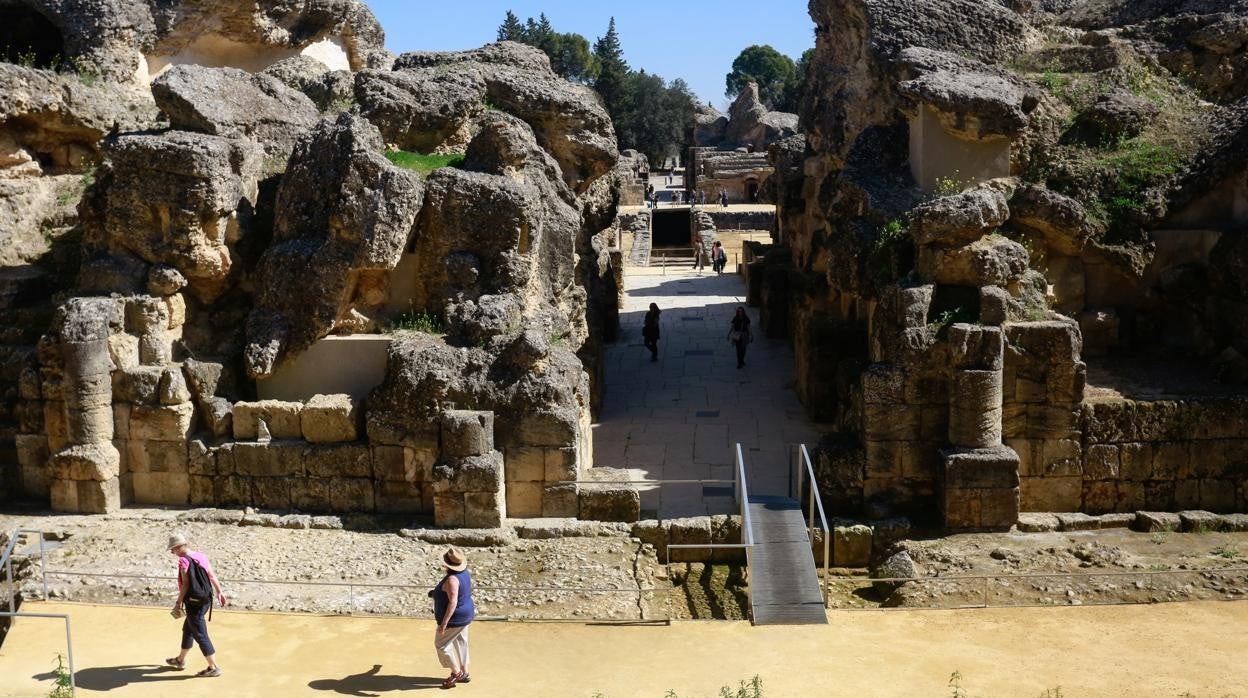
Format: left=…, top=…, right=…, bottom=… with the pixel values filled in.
left=0, top=3, right=65, bottom=69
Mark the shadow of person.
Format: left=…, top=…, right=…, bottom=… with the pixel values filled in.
left=308, top=664, right=443, bottom=696
left=32, top=664, right=190, bottom=691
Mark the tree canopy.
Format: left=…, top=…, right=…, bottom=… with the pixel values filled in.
left=725, top=45, right=798, bottom=111
left=495, top=12, right=598, bottom=84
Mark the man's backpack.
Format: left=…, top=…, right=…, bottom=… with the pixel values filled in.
left=185, top=557, right=214, bottom=619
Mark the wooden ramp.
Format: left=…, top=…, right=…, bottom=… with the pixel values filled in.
left=747, top=495, right=828, bottom=625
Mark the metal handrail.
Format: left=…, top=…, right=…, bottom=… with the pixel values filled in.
left=0, top=611, right=75, bottom=695
left=794, top=445, right=831, bottom=607
left=736, top=443, right=756, bottom=622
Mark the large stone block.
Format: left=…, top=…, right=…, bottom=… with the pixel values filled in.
left=158, top=368, right=192, bottom=406
left=375, top=480, right=426, bottom=514
left=942, top=446, right=1020, bottom=490
left=291, top=477, right=331, bottom=511
left=251, top=476, right=293, bottom=509
left=329, top=477, right=375, bottom=512
left=1082, top=480, right=1118, bottom=514
left=49, top=443, right=121, bottom=481
left=1020, top=476, right=1081, bottom=512
left=130, top=403, right=195, bottom=442
left=233, top=442, right=303, bottom=478
left=506, top=446, right=546, bottom=482
left=66, top=405, right=115, bottom=444
left=1133, top=511, right=1181, bottom=532
left=544, top=448, right=578, bottom=483
left=233, top=400, right=303, bottom=440
left=832, top=524, right=872, bottom=567
left=949, top=370, right=1003, bottom=449
left=441, top=410, right=495, bottom=457
left=131, top=472, right=190, bottom=505
left=301, top=393, right=360, bottom=443
left=862, top=365, right=905, bottom=405
left=1083, top=444, right=1120, bottom=480
left=432, top=453, right=504, bottom=494
left=65, top=373, right=112, bottom=411
left=505, top=481, right=544, bottom=518
left=434, top=492, right=466, bottom=527
left=542, top=483, right=578, bottom=518
left=304, top=443, right=371, bottom=478
left=579, top=485, right=641, bottom=523
left=516, top=410, right=578, bottom=447
left=864, top=404, right=921, bottom=441
left=125, top=439, right=189, bottom=474
left=75, top=477, right=121, bottom=514
left=200, top=396, right=233, bottom=438
left=464, top=490, right=505, bottom=528
left=212, top=475, right=251, bottom=507
left=668, top=517, right=712, bottom=563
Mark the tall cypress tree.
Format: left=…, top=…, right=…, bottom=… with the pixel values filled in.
left=497, top=11, right=525, bottom=42
left=593, top=18, right=630, bottom=119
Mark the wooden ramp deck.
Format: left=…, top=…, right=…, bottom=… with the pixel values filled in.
left=747, top=495, right=828, bottom=625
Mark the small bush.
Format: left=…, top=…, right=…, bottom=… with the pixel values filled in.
left=48, top=653, right=72, bottom=698
left=384, top=150, right=465, bottom=175
left=391, top=310, right=444, bottom=335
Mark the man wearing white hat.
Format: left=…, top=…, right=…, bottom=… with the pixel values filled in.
left=165, top=532, right=228, bottom=677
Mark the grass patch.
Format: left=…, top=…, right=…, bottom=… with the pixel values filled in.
left=384, top=151, right=464, bottom=175
left=390, top=310, right=444, bottom=336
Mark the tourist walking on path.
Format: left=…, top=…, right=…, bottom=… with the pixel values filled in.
left=166, top=533, right=227, bottom=677
left=692, top=232, right=705, bottom=271
left=643, top=303, right=662, bottom=362
left=729, top=307, right=753, bottom=369
left=719, top=190, right=729, bottom=208
left=430, top=547, right=475, bottom=689
left=711, top=241, right=727, bottom=275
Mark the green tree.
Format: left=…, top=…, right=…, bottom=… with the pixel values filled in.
left=725, top=44, right=797, bottom=110
left=593, top=17, right=631, bottom=119
left=614, top=72, right=697, bottom=164
left=524, top=13, right=554, bottom=47
left=781, top=48, right=815, bottom=112
left=546, top=32, right=599, bottom=84
left=496, top=11, right=525, bottom=42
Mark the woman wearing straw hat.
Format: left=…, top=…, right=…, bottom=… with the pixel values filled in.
left=165, top=532, right=227, bottom=677
left=429, top=547, right=475, bottom=689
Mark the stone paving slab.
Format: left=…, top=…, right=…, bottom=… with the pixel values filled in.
left=593, top=269, right=824, bottom=518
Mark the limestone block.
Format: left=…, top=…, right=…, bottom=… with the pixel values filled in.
left=544, top=447, right=578, bottom=483
left=1039, top=438, right=1082, bottom=477
left=19, top=466, right=50, bottom=499
left=1145, top=481, right=1176, bottom=510
left=66, top=404, right=115, bottom=444
left=329, top=477, right=375, bottom=512
left=948, top=325, right=1004, bottom=371
left=132, top=472, right=190, bottom=505
left=234, top=442, right=303, bottom=478
left=631, top=520, right=670, bottom=559
left=44, top=401, right=68, bottom=452
left=1132, top=511, right=1181, bottom=532
left=864, top=404, right=921, bottom=441
left=65, top=373, right=113, bottom=411
left=1221, top=514, right=1248, bottom=533
left=113, top=366, right=163, bottom=404
left=441, top=410, right=495, bottom=457
left=182, top=358, right=226, bottom=402
left=1083, top=444, right=1120, bottom=480
left=862, top=364, right=905, bottom=405
left=375, top=480, right=425, bottom=514
left=165, top=293, right=186, bottom=328
left=506, top=446, right=546, bottom=482
left=252, top=476, right=294, bottom=510
left=1199, top=479, right=1236, bottom=513
left=865, top=440, right=903, bottom=479
left=130, top=403, right=195, bottom=442
left=668, top=517, right=712, bottom=563
left=74, top=477, right=121, bottom=514
left=465, top=490, right=505, bottom=528
left=542, top=483, right=579, bottom=518
left=125, top=297, right=170, bottom=334
left=113, top=404, right=131, bottom=440
left=1082, top=480, right=1118, bottom=514
left=139, top=331, right=174, bottom=366
left=711, top=515, right=746, bottom=563
left=949, top=370, right=1004, bottom=449
left=17, top=368, right=40, bottom=401
left=188, top=440, right=216, bottom=476
left=1026, top=404, right=1081, bottom=440
left=1020, top=476, right=1082, bottom=512
left=159, top=368, right=192, bottom=405
left=50, top=443, right=121, bottom=481
left=301, top=394, right=360, bottom=443
left=16, top=401, right=44, bottom=433
left=432, top=453, right=504, bottom=494
left=1055, top=512, right=1099, bottom=531
left=1017, top=513, right=1060, bottom=532
left=200, top=396, right=234, bottom=438
left=517, top=410, right=578, bottom=447
left=1118, top=481, right=1145, bottom=512
left=832, top=525, right=872, bottom=567
left=212, top=475, right=251, bottom=507
left=39, top=370, right=62, bottom=400
left=50, top=478, right=78, bottom=512
left=126, top=440, right=189, bottom=474
left=1153, top=441, right=1191, bottom=480
left=943, top=445, right=1019, bottom=490
left=373, top=445, right=435, bottom=483
left=1179, top=510, right=1222, bottom=533
left=434, top=492, right=466, bottom=527
left=16, top=434, right=48, bottom=470
left=979, top=487, right=1021, bottom=529
left=901, top=445, right=940, bottom=480
left=979, top=286, right=1010, bottom=326
left=107, top=334, right=140, bottom=371
left=916, top=235, right=1029, bottom=287
left=304, top=444, right=371, bottom=478
left=61, top=338, right=112, bottom=378
left=291, top=478, right=331, bottom=511
left=505, top=481, right=544, bottom=518
left=579, top=485, right=641, bottom=523
left=233, top=400, right=302, bottom=440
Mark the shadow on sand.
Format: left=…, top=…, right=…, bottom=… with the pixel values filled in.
left=308, top=664, right=444, bottom=695
left=32, top=664, right=191, bottom=691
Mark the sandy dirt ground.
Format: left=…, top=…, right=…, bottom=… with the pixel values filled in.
left=2, top=600, right=1247, bottom=697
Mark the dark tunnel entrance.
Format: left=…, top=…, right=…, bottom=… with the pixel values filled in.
left=652, top=208, right=691, bottom=248
left=0, top=2, right=66, bottom=69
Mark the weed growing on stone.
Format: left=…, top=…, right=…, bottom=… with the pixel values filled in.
left=391, top=310, right=444, bottom=335
left=1211, top=544, right=1240, bottom=560
left=384, top=150, right=466, bottom=175
left=933, top=171, right=970, bottom=197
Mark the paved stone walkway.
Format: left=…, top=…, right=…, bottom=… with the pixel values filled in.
left=3, top=601, right=1247, bottom=696
left=592, top=268, right=822, bottom=518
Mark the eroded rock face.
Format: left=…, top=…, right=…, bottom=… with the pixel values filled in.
left=82, top=131, right=263, bottom=303
left=245, top=113, right=424, bottom=379
left=153, top=65, right=321, bottom=161
left=724, top=82, right=799, bottom=148
left=355, top=68, right=487, bottom=153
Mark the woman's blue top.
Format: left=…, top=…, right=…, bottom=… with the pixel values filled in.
left=431, top=570, right=475, bottom=627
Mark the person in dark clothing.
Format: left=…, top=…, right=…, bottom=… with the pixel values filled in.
left=729, top=306, right=753, bottom=369
left=719, top=189, right=729, bottom=208
left=643, top=303, right=661, bottom=362
left=430, top=547, right=475, bottom=689
left=711, top=241, right=727, bottom=275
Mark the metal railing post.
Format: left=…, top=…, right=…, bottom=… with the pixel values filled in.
left=65, top=613, right=76, bottom=695
left=39, top=535, right=48, bottom=601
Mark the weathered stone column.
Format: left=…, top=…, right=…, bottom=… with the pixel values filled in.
left=49, top=298, right=122, bottom=514
left=941, top=324, right=1019, bottom=530
left=432, top=410, right=507, bottom=528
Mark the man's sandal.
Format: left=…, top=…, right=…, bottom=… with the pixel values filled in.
left=164, top=657, right=185, bottom=669
left=441, top=673, right=458, bottom=689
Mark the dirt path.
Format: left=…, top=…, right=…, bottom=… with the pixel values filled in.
left=2, top=600, right=1247, bottom=696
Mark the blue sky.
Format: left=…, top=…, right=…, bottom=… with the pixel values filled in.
left=363, top=1, right=816, bottom=109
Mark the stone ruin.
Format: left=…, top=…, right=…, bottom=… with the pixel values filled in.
left=689, top=82, right=800, bottom=205
left=748, top=0, right=1248, bottom=529
left=0, top=0, right=640, bottom=525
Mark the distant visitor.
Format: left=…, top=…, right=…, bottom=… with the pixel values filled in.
left=166, top=533, right=227, bottom=678
left=643, top=303, right=662, bottom=362
left=729, top=307, right=753, bottom=369
left=430, top=547, right=475, bottom=689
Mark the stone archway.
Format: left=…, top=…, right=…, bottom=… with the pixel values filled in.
left=0, top=1, right=65, bottom=69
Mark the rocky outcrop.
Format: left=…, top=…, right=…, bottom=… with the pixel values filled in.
left=245, top=113, right=424, bottom=379
left=355, top=68, right=486, bottom=153
left=723, top=82, right=799, bottom=149
left=153, top=65, right=321, bottom=162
